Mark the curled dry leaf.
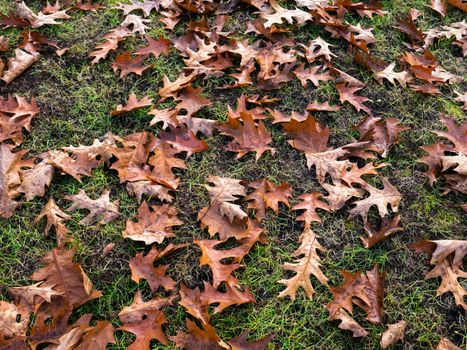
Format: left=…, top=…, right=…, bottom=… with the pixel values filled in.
left=327, top=265, right=384, bottom=336
left=1, top=48, right=40, bottom=84
left=65, top=189, right=119, bottom=225
left=123, top=201, right=183, bottom=245
left=380, top=320, right=407, bottom=349
left=361, top=215, right=403, bottom=248
left=34, top=198, right=71, bottom=246
left=410, top=240, right=466, bottom=310
left=170, top=319, right=229, bottom=350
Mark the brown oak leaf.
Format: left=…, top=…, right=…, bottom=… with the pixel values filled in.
left=65, top=189, right=119, bottom=225
left=361, top=215, right=403, bottom=248
left=410, top=240, right=466, bottom=310
left=112, top=51, right=151, bottom=79
left=348, top=178, right=401, bottom=223
left=129, top=243, right=186, bottom=292
left=278, top=227, right=329, bottom=300
left=119, top=291, right=173, bottom=348
left=220, top=113, right=275, bottom=160
left=123, top=201, right=183, bottom=245
left=34, top=198, right=71, bottom=246
left=327, top=265, right=384, bottom=337
left=111, top=93, right=153, bottom=116
left=244, top=178, right=292, bottom=221
left=30, top=248, right=102, bottom=308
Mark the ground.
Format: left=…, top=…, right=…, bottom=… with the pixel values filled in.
left=0, top=0, right=465, bottom=349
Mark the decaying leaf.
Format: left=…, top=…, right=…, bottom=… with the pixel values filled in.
left=410, top=240, right=466, bottom=310
left=129, top=243, right=186, bottom=292
left=244, top=178, right=291, bottom=221
left=119, top=290, right=173, bottom=348
left=380, top=320, right=407, bottom=349
left=327, top=265, right=384, bottom=337
left=123, top=201, right=183, bottom=245
left=34, top=198, right=71, bottom=246
left=65, top=189, right=119, bottom=225
left=111, top=93, right=153, bottom=116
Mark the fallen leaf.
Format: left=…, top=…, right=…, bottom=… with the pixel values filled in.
left=65, top=189, right=119, bottom=225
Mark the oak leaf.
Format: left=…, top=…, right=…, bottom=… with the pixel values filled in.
left=111, top=93, right=153, bottom=116
left=219, top=113, right=275, bottom=160
left=361, top=215, right=403, bottom=248
left=179, top=282, right=255, bottom=324
left=301, top=37, right=336, bottom=62
left=115, top=0, right=160, bottom=17
left=159, top=72, right=196, bottom=100
left=293, top=64, right=333, bottom=87
left=65, top=189, right=119, bottom=225
left=278, top=227, right=329, bottom=300
left=136, top=35, right=171, bottom=57
left=121, top=14, right=150, bottom=35
left=0, top=94, right=39, bottom=145
left=355, top=116, right=409, bottom=157
left=327, top=266, right=384, bottom=336
left=374, top=62, right=413, bottom=87
left=126, top=180, right=174, bottom=203
left=348, top=178, right=401, bottom=223
left=322, top=182, right=366, bottom=212
left=89, top=27, right=132, bottom=64
left=410, top=240, right=466, bottom=310
left=119, top=291, right=173, bottom=348
left=30, top=248, right=102, bottom=308
left=336, top=83, right=372, bottom=115
left=123, top=201, right=183, bottom=245
left=427, top=0, right=447, bottom=16
left=112, top=51, right=151, bottom=79
left=170, top=319, right=229, bottom=350
left=34, top=198, right=71, bottom=246
left=74, top=321, right=115, bottom=350
left=259, top=0, right=312, bottom=28
left=15, top=1, right=70, bottom=28
left=244, top=178, right=292, bottom=221
left=129, top=243, right=186, bottom=292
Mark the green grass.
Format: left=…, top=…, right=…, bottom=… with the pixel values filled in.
left=0, top=0, right=466, bottom=349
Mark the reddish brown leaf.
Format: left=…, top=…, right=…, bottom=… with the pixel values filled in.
left=244, top=178, right=292, bottom=221
left=34, top=198, right=71, bottom=246
left=30, top=248, right=102, bottom=308
left=427, top=0, right=447, bottom=16
left=327, top=266, right=384, bottom=336
left=74, top=321, right=115, bottom=350
left=336, top=83, right=372, bottom=115
left=129, top=243, right=186, bottom=292
left=112, top=51, right=151, bottom=79
left=228, top=331, right=275, bottom=350
left=410, top=240, right=466, bottom=310
left=170, top=319, right=227, bottom=350
left=220, top=113, right=275, bottom=160
left=123, top=201, right=182, bottom=245
left=119, top=291, right=173, bottom=348
left=111, top=93, right=153, bottom=116
left=361, top=215, right=403, bottom=248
